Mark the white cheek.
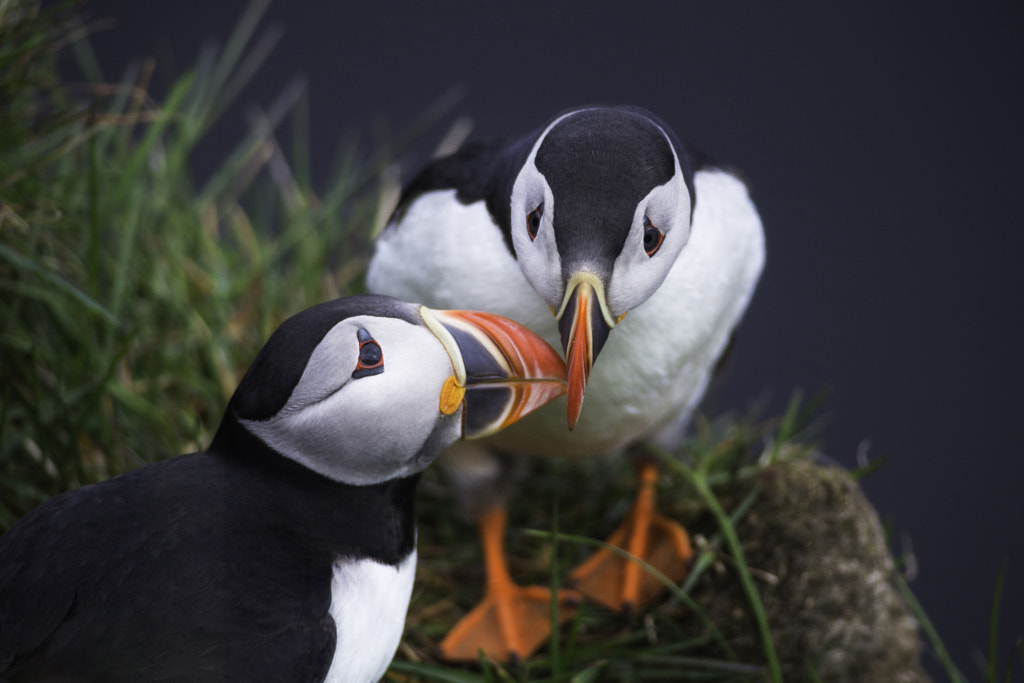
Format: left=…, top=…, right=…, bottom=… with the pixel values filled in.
left=607, top=248, right=665, bottom=316
left=511, top=172, right=562, bottom=310
left=244, top=323, right=459, bottom=485
left=607, top=175, right=692, bottom=316
left=328, top=326, right=455, bottom=478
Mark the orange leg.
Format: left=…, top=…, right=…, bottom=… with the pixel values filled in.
left=440, top=505, right=579, bottom=663
left=569, top=460, right=691, bottom=615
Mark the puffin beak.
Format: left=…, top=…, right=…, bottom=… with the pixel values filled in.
left=421, top=308, right=568, bottom=439
left=556, top=274, right=615, bottom=430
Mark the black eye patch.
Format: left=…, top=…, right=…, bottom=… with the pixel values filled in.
left=352, top=328, right=384, bottom=379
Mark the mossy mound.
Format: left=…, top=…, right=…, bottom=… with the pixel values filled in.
left=688, top=459, right=930, bottom=681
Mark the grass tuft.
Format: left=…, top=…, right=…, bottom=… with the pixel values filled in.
left=0, top=0, right=404, bottom=527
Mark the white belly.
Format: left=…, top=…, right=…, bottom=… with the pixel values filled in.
left=323, top=551, right=416, bottom=683
left=367, top=169, right=764, bottom=456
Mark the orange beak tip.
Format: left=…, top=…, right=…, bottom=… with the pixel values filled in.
left=566, top=364, right=586, bottom=431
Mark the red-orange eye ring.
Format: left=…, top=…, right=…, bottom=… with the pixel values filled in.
left=643, top=217, right=664, bottom=257
left=352, top=328, right=384, bottom=379
left=526, top=202, right=543, bottom=241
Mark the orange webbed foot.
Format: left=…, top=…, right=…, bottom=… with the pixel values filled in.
left=441, top=506, right=578, bottom=663
left=569, top=460, right=692, bottom=615
left=440, top=581, right=579, bottom=663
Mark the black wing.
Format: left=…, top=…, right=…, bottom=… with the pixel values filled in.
left=0, top=455, right=337, bottom=681
left=0, top=490, right=79, bottom=675
left=396, top=139, right=507, bottom=210
left=388, top=133, right=539, bottom=255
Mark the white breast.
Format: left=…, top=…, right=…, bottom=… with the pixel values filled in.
left=322, top=551, right=417, bottom=683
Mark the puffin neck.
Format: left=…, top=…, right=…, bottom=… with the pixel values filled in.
left=209, top=412, right=420, bottom=565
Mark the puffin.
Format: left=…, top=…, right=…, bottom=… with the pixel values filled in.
left=0, top=295, right=566, bottom=682
left=367, top=105, right=765, bottom=661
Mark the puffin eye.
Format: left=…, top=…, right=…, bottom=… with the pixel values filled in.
left=642, top=216, right=664, bottom=257
left=352, top=328, right=384, bottom=379
left=526, top=202, right=543, bottom=241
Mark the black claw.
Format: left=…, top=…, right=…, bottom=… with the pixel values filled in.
left=508, top=651, right=522, bottom=667
left=621, top=601, right=635, bottom=622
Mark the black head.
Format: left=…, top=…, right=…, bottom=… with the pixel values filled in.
left=535, top=107, right=688, bottom=273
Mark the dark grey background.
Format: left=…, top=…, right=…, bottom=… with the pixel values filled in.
left=73, top=0, right=1024, bottom=677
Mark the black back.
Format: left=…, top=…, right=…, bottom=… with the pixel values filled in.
left=0, top=402, right=418, bottom=681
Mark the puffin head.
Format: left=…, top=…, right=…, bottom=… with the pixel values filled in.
left=221, top=295, right=566, bottom=485
left=508, top=106, right=695, bottom=428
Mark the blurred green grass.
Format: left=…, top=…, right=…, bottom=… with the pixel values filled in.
left=0, top=0, right=406, bottom=525
left=2, top=2, right=1017, bottom=681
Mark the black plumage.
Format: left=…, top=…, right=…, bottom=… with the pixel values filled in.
left=0, top=429, right=416, bottom=681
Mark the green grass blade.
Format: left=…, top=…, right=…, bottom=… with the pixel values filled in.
left=204, top=25, right=282, bottom=130
left=655, top=450, right=782, bottom=683
left=205, top=0, right=272, bottom=115
left=1007, top=637, right=1023, bottom=683
left=112, top=70, right=195, bottom=202
left=197, top=78, right=304, bottom=205
left=988, top=561, right=1006, bottom=682
left=567, top=661, right=606, bottom=683
left=387, top=659, right=487, bottom=682
left=892, top=570, right=966, bottom=682
left=523, top=528, right=736, bottom=661
left=548, top=501, right=562, bottom=676
left=0, top=244, right=120, bottom=325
